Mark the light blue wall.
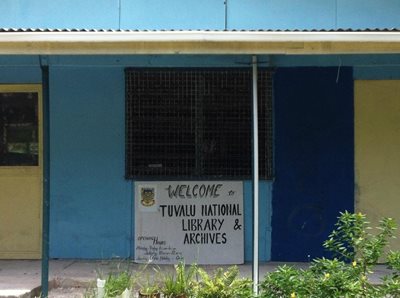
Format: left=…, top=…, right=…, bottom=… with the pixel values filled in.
left=0, top=0, right=118, bottom=29
left=44, top=58, right=273, bottom=260
left=1, top=0, right=400, bottom=30
left=121, top=0, right=225, bottom=30
left=244, top=181, right=272, bottom=262
left=228, top=0, right=336, bottom=30
left=337, top=0, right=400, bottom=29
left=0, top=0, right=225, bottom=30
left=228, top=0, right=400, bottom=29
left=49, top=66, right=132, bottom=258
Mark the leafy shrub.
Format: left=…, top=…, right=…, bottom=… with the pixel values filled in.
left=381, top=250, right=400, bottom=297
left=323, top=212, right=396, bottom=271
left=259, top=212, right=399, bottom=298
left=195, top=266, right=253, bottom=298
left=259, top=265, right=312, bottom=298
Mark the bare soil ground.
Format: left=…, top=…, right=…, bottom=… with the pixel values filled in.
left=47, top=287, right=88, bottom=298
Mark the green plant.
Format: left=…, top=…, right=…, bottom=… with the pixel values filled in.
left=136, top=266, right=161, bottom=296
left=323, top=211, right=396, bottom=274
left=104, top=271, right=133, bottom=297
left=322, top=212, right=399, bottom=297
left=259, top=264, right=312, bottom=298
left=259, top=212, right=399, bottom=298
left=163, top=262, right=197, bottom=298
left=195, top=266, right=253, bottom=298
left=138, top=281, right=160, bottom=296
left=381, top=250, right=400, bottom=297
left=139, top=281, right=159, bottom=295
left=387, top=250, right=400, bottom=275
left=310, top=257, right=378, bottom=297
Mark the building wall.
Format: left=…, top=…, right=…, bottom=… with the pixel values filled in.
left=228, top=0, right=400, bottom=30
left=1, top=0, right=400, bottom=30
left=355, top=80, right=400, bottom=253
left=49, top=66, right=132, bottom=258
left=1, top=55, right=400, bottom=261
left=45, top=61, right=273, bottom=260
left=272, top=67, right=354, bottom=261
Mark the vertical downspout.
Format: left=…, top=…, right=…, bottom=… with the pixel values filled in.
left=40, top=56, right=50, bottom=298
left=252, top=55, right=259, bottom=295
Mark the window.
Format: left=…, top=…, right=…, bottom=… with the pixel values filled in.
left=125, top=68, right=273, bottom=179
left=0, top=90, right=39, bottom=166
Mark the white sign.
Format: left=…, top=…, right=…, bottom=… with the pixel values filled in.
left=134, top=181, right=244, bottom=264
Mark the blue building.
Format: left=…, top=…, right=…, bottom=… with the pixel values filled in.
left=0, top=0, right=399, bottom=263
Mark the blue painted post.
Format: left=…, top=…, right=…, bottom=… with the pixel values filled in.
left=40, top=56, right=50, bottom=298
left=252, top=55, right=259, bottom=295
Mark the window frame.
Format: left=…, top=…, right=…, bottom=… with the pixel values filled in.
left=0, top=84, right=43, bottom=171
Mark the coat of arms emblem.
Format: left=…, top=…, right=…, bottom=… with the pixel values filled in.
left=140, top=187, right=156, bottom=207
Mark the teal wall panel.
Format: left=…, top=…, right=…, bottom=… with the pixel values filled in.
left=270, top=54, right=400, bottom=68
left=48, top=55, right=252, bottom=67
left=120, top=0, right=225, bottom=30
left=354, top=66, right=400, bottom=80
left=0, top=66, right=40, bottom=83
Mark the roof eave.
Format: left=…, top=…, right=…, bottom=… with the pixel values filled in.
left=1, top=31, right=400, bottom=55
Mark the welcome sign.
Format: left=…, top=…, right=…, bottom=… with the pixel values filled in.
left=134, top=181, right=244, bottom=264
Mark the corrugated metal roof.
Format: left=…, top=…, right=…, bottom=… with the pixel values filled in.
left=1, top=28, right=400, bottom=33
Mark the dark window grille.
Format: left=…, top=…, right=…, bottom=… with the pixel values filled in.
left=125, top=68, right=273, bottom=179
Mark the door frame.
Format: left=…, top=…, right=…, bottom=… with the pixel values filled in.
left=0, top=84, right=43, bottom=259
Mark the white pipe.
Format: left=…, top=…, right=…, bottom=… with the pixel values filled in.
left=252, top=55, right=259, bottom=295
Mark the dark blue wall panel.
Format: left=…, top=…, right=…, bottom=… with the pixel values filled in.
left=271, top=67, right=354, bottom=261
